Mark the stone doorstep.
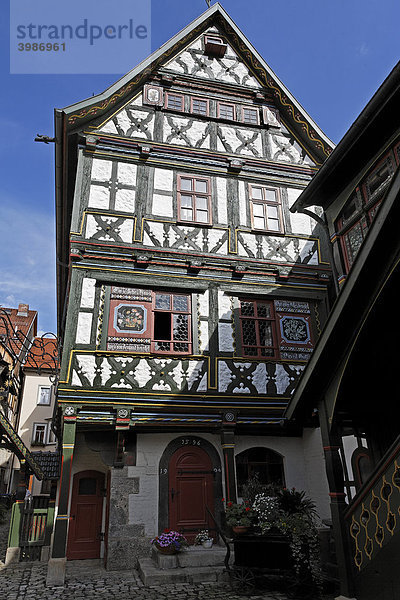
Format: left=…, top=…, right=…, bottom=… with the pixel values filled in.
left=151, top=545, right=228, bottom=569
left=138, top=557, right=228, bottom=586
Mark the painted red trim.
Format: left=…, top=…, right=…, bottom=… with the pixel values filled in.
left=323, top=446, right=340, bottom=451
left=329, top=492, right=346, bottom=498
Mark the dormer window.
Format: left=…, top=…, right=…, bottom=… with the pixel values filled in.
left=204, top=35, right=227, bottom=58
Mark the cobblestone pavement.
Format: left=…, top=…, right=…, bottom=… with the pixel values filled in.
left=0, top=560, right=338, bottom=600
left=0, top=561, right=287, bottom=600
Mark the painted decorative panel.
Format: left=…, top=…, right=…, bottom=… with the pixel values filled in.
left=85, top=214, right=134, bottom=243
left=237, top=231, right=319, bottom=265
left=163, top=115, right=212, bottom=148
left=164, top=35, right=261, bottom=88
left=99, top=106, right=155, bottom=140
left=107, top=287, right=153, bottom=353
left=217, top=125, right=263, bottom=157
left=89, top=159, right=137, bottom=212
left=71, top=354, right=208, bottom=393
left=142, top=221, right=229, bottom=254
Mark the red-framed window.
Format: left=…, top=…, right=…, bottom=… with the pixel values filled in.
left=177, top=174, right=212, bottom=224
left=218, top=102, right=235, bottom=120
left=249, top=185, right=283, bottom=233
left=239, top=299, right=277, bottom=358
left=191, top=97, right=209, bottom=116
left=239, top=298, right=314, bottom=361
left=336, top=150, right=396, bottom=272
left=242, top=106, right=259, bottom=125
left=152, top=292, right=191, bottom=354
left=165, top=92, right=184, bottom=112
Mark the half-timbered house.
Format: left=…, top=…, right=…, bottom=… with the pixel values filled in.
left=48, top=3, right=335, bottom=583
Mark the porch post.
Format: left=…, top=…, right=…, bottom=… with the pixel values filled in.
left=221, top=429, right=237, bottom=503
left=319, top=398, right=356, bottom=600
left=5, top=458, right=28, bottom=564
left=46, top=407, right=77, bottom=586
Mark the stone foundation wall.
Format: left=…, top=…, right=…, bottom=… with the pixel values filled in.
left=106, top=466, right=150, bottom=570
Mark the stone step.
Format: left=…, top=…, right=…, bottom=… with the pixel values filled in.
left=138, top=557, right=229, bottom=586
left=151, top=545, right=228, bottom=569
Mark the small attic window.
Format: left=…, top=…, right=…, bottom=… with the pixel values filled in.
left=204, top=35, right=227, bottom=58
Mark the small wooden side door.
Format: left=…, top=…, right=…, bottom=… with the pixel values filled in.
left=169, top=446, right=214, bottom=543
left=67, top=470, right=104, bottom=560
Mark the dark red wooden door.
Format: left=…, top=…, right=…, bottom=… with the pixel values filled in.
left=67, top=470, right=104, bottom=560
left=169, top=446, right=214, bottom=543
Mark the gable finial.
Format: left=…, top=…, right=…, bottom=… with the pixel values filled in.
left=205, top=0, right=211, bottom=6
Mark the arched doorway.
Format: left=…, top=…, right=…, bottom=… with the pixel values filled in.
left=158, top=437, right=223, bottom=542
left=67, top=470, right=105, bottom=560
left=169, top=445, right=214, bottom=542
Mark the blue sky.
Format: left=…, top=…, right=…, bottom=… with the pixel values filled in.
left=1, top=0, right=399, bottom=334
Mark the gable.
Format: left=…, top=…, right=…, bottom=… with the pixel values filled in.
left=61, top=4, right=333, bottom=165
left=163, top=27, right=261, bottom=89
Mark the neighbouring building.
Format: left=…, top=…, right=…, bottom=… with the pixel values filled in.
left=14, top=337, right=59, bottom=497
left=48, top=3, right=336, bottom=584
left=0, top=304, right=38, bottom=493
left=287, top=62, right=400, bottom=599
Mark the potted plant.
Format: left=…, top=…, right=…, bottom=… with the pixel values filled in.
left=224, top=500, right=254, bottom=534
left=151, top=529, right=188, bottom=555
left=194, top=529, right=213, bottom=548
left=252, top=488, right=322, bottom=590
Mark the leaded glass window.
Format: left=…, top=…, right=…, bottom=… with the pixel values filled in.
left=239, top=300, right=276, bottom=358
left=153, top=292, right=191, bottom=354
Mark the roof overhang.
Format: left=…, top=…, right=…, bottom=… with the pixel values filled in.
left=285, top=164, right=400, bottom=422
left=290, top=60, right=400, bottom=212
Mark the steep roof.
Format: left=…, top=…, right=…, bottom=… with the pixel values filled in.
left=0, top=306, right=37, bottom=361
left=57, top=3, right=333, bottom=160
left=24, top=337, right=58, bottom=371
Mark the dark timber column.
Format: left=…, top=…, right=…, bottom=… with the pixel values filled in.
left=221, top=429, right=237, bottom=503
left=319, top=398, right=356, bottom=599
left=46, top=407, right=77, bottom=586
